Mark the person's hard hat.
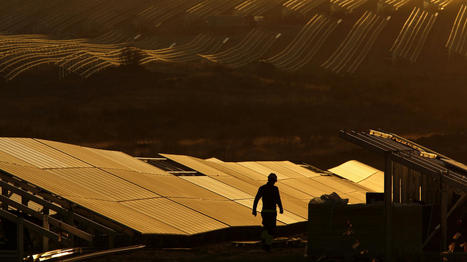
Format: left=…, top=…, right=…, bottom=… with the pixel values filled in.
left=268, top=173, right=277, bottom=182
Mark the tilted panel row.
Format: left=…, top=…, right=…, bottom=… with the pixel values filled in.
left=383, top=0, right=411, bottom=10
left=141, top=34, right=228, bottom=64
left=322, top=11, right=390, bottom=74
left=200, top=29, right=282, bottom=68
left=390, top=7, right=438, bottom=63
left=186, top=0, right=245, bottom=22
left=235, top=0, right=287, bottom=16
left=283, top=0, right=328, bottom=15
left=328, top=160, right=381, bottom=183
left=331, top=0, right=369, bottom=13
left=446, top=4, right=467, bottom=57
left=264, top=14, right=341, bottom=71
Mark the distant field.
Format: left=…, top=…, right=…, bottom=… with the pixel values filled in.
left=1, top=0, right=467, bottom=169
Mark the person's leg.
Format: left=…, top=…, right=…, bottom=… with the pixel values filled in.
left=260, top=212, right=268, bottom=250
left=270, top=212, right=277, bottom=235
left=261, top=212, right=276, bottom=251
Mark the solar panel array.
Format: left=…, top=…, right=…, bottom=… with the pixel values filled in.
left=0, top=138, right=377, bottom=235
left=329, top=160, right=384, bottom=192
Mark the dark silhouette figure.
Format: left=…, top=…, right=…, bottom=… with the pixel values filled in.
left=252, top=173, right=283, bottom=251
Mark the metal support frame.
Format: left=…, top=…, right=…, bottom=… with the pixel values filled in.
left=423, top=193, right=467, bottom=248
left=17, top=217, right=23, bottom=262
left=0, top=173, right=118, bottom=235
left=340, top=129, right=467, bottom=256
left=43, top=212, right=49, bottom=252
left=339, top=130, right=467, bottom=192
left=0, top=209, right=60, bottom=240
left=0, top=171, right=124, bottom=259
left=0, top=194, right=93, bottom=242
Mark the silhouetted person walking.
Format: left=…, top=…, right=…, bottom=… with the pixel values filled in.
left=252, top=173, right=283, bottom=251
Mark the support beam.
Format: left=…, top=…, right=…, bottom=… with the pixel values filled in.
left=21, top=196, right=29, bottom=206
left=43, top=213, right=49, bottom=252
left=109, top=234, right=115, bottom=249
left=2, top=180, right=8, bottom=210
left=0, top=180, right=116, bottom=235
left=17, top=217, right=24, bottom=262
left=422, top=193, right=467, bottom=248
left=67, top=209, right=75, bottom=246
left=0, top=171, right=70, bottom=208
left=0, top=209, right=60, bottom=241
left=384, top=151, right=393, bottom=262
left=0, top=195, right=93, bottom=242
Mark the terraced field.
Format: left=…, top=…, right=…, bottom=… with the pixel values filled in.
left=0, top=0, right=466, bottom=80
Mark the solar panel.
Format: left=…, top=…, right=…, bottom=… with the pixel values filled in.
left=0, top=138, right=90, bottom=169
left=310, top=176, right=369, bottom=194
left=358, top=171, right=384, bottom=192
left=206, top=162, right=268, bottom=181
left=139, top=157, right=200, bottom=175
left=48, top=168, right=160, bottom=201
left=0, top=150, right=34, bottom=167
left=37, top=139, right=137, bottom=171
left=256, top=161, right=307, bottom=179
left=208, top=176, right=262, bottom=196
left=276, top=181, right=316, bottom=200
left=181, top=176, right=252, bottom=200
left=121, top=198, right=228, bottom=234
left=0, top=162, right=112, bottom=200
left=237, top=161, right=289, bottom=180
left=0, top=139, right=378, bottom=237
left=103, top=169, right=227, bottom=200
left=235, top=199, right=306, bottom=224
left=92, top=149, right=165, bottom=174
left=161, top=154, right=230, bottom=177
left=172, top=198, right=262, bottom=226
left=199, top=167, right=310, bottom=218
left=274, top=161, right=322, bottom=178
left=67, top=197, right=185, bottom=234
left=329, top=160, right=380, bottom=183
left=280, top=178, right=330, bottom=198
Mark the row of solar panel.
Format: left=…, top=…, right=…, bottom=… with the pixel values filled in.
left=0, top=138, right=382, bottom=235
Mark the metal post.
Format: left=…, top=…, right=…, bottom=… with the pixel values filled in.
left=21, top=196, right=28, bottom=206
left=2, top=183, right=8, bottom=210
left=17, top=217, right=24, bottom=262
left=67, top=209, right=75, bottom=246
left=384, top=151, right=393, bottom=262
left=43, top=208, right=49, bottom=252
left=109, top=233, right=115, bottom=249
left=440, top=170, right=448, bottom=251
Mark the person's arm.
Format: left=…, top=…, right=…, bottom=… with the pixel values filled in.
left=276, top=187, right=283, bottom=214
left=252, top=187, right=262, bottom=216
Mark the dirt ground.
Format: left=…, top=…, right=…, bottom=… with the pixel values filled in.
left=89, top=242, right=309, bottom=262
